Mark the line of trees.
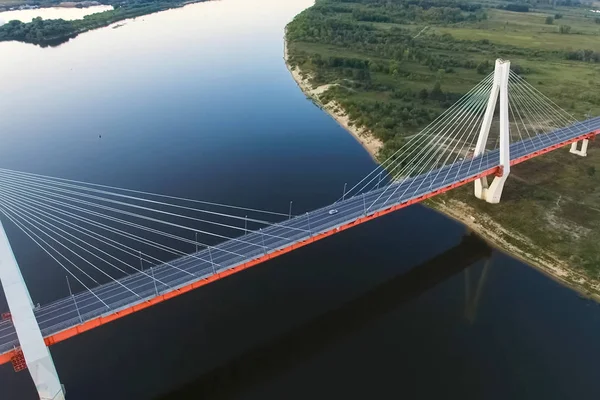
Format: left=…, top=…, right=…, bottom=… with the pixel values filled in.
left=0, top=18, right=73, bottom=43
left=499, top=4, right=529, bottom=12
left=0, top=0, right=204, bottom=45
left=312, top=0, right=487, bottom=25
left=566, top=49, right=600, bottom=62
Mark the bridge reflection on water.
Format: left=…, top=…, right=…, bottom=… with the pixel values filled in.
left=160, top=233, right=491, bottom=399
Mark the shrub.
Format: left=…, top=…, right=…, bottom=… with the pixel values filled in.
left=559, top=25, right=572, bottom=34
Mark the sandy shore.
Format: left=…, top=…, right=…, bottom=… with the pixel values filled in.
left=283, top=35, right=600, bottom=300
left=429, top=198, right=600, bottom=300
left=283, top=38, right=383, bottom=160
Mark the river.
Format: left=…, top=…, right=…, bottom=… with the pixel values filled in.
left=1, top=1, right=600, bottom=399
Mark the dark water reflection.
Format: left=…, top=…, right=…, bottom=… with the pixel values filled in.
left=1, top=1, right=600, bottom=399
left=160, top=233, right=492, bottom=399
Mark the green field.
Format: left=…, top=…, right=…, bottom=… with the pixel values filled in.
left=286, top=0, right=600, bottom=287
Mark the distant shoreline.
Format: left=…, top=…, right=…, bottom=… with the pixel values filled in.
left=0, top=0, right=206, bottom=45
left=55, top=1, right=103, bottom=8
left=0, top=3, right=96, bottom=12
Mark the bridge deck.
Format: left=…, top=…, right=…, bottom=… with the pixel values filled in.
left=1, top=117, right=599, bottom=364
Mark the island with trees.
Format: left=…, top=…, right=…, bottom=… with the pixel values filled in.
left=286, top=0, right=600, bottom=297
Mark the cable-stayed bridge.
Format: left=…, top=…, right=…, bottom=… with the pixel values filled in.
left=1, top=60, right=599, bottom=400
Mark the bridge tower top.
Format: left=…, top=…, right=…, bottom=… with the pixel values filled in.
left=474, top=58, right=511, bottom=204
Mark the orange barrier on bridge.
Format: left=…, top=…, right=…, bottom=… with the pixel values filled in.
left=0, top=165, right=501, bottom=366
left=511, top=130, right=599, bottom=166
left=0, top=130, right=597, bottom=366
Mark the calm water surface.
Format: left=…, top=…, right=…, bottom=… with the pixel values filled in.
left=1, top=1, right=600, bottom=399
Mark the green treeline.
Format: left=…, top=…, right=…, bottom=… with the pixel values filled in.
left=0, top=17, right=73, bottom=43
left=308, top=0, right=486, bottom=24
left=0, top=0, right=203, bottom=45
left=499, top=3, right=529, bottom=12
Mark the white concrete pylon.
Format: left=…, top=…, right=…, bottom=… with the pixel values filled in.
left=473, top=59, right=511, bottom=204
left=0, top=221, right=65, bottom=400
left=570, top=139, right=589, bottom=157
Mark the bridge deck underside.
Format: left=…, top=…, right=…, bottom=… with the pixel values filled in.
left=1, top=117, right=599, bottom=362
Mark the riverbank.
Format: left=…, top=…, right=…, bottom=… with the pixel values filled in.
left=283, top=35, right=383, bottom=161
left=283, top=34, right=600, bottom=301
left=428, top=198, right=600, bottom=301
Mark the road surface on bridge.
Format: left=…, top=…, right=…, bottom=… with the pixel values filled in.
left=0, top=116, right=599, bottom=362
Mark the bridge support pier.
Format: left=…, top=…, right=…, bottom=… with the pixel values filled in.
left=473, top=59, right=511, bottom=204
left=0, top=221, right=65, bottom=400
left=475, top=171, right=509, bottom=204
left=570, top=139, right=589, bottom=157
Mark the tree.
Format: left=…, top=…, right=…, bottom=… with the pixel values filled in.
left=418, top=88, right=429, bottom=100
left=503, top=4, right=529, bottom=12
left=587, top=166, right=596, bottom=177
left=512, top=64, right=524, bottom=75
left=555, top=13, right=563, bottom=19
left=595, top=17, right=600, bottom=24
left=559, top=25, right=571, bottom=34
left=389, top=61, right=399, bottom=76
left=430, top=81, right=445, bottom=101
left=476, top=60, right=489, bottom=74
left=546, top=16, right=554, bottom=25
left=354, top=68, right=371, bottom=81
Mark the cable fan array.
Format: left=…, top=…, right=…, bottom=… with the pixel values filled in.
left=339, top=69, right=578, bottom=207
left=0, top=168, right=307, bottom=301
